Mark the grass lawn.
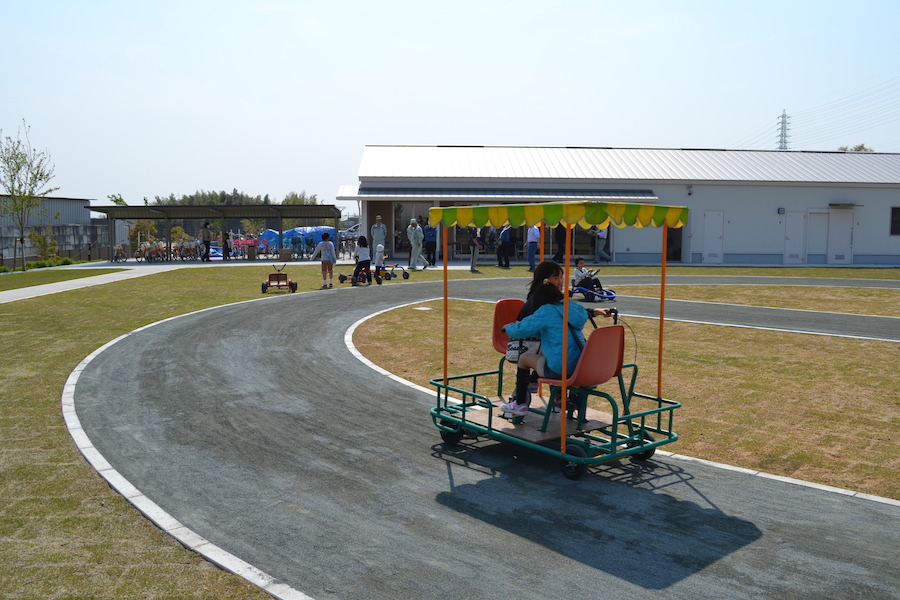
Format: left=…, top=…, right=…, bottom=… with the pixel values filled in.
left=0, top=263, right=897, bottom=597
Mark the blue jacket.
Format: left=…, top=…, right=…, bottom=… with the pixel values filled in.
left=505, top=301, right=589, bottom=376
left=423, top=224, right=437, bottom=242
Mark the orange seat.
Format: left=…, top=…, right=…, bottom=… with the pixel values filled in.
left=492, top=298, right=525, bottom=355
left=539, top=325, right=625, bottom=388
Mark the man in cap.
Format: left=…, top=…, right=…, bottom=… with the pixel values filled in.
left=406, top=218, right=429, bottom=270
left=370, top=214, right=387, bottom=253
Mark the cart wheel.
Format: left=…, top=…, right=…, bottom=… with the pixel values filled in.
left=376, top=276, right=382, bottom=284
left=402, top=271, right=410, bottom=279
left=630, top=431, right=656, bottom=461
left=261, top=282, right=268, bottom=293
left=561, top=444, right=588, bottom=480
left=290, top=281, right=298, bottom=293
left=338, top=274, right=347, bottom=283
left=439, top=420, right=464, bottom=446
left=384, top=273, right=392, bottom=280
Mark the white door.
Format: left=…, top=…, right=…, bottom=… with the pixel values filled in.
left=703, top=211, right=724, bottom=264
left=784, top=212, right=806, bottom=264
left=827, top=209, right=853, bottom=265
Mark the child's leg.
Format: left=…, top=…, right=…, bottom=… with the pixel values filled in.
left=320, top=262, right=328, bottom=287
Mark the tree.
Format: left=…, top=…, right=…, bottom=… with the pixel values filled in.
left=0, top=120, right=59, bottom=271
left=838, top=144, right=874, bottom=152
left=108, top=193, right=127, bottom=206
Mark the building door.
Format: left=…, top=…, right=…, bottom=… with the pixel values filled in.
left=783, top=212, right=806, bottom=264
left=827, top=209, right=853, bottom=265
left=702, top=211, right=724, bottom=264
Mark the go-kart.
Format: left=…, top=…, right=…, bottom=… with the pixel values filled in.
left=261, top=264, right=298, bottom=293
left=427, top=200, right=686, bottom=480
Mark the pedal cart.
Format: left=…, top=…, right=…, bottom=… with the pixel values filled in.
left=428, top=200, right=687, bottom=479
left=568, top=271, right=617, bottom=302
left=261, top=264, right=298, bottom=293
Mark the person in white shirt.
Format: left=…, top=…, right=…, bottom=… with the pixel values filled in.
left=526, top=224, right=541, bottom=271
left=351, top=236, right=372, bottom=285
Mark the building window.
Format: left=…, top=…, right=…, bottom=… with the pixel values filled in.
left=892, top=207, right=900, bottom=235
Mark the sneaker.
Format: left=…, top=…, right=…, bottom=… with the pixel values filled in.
left=320, top=284, right=328, bottom=289
left=328, top=283, right=333, bottom=288
left=470, top=269, right=481, bottom=273
left=500, top=401, right=529, bottom=416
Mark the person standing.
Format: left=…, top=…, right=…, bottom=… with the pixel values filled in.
left=222, top=232, right=231, bottom=261
left=406, top=218, right=429, bottom=270
left=592, top=226, right=611, bottom=263
left=497, top=224, right=511, bottom=268
left=200, top=222, right=212, bottom=262
left=467, top=226, right=482, bottom=273
left=370, top=215, right=388, bottom=254
left=552, top=224, right=567, bottom=264
left=526, top=224, right=540, bottom=272
left=423, top=219, right=438, bottom=266
left=310, top=232, right=337, bottom=288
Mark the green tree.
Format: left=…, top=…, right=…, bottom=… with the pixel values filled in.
left=283, top=191, right=322, bottom=227
left=27, top=225, right=59, bottom=261
left=0, top=120, right=59, bottom=271
left=838, top=144, right=874, bottom=152
left=108, top=193, right=127, bottom=206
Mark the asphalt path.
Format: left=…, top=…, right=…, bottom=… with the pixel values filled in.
left=67, top=276, right=900, bottom=600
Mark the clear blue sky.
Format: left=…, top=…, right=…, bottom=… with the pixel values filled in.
left=2, top=0, right=898, bottom=215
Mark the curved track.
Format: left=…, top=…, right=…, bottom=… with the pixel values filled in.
left=70, top=278, right=900, bottom=600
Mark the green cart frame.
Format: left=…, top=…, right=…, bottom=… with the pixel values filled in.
left=427, top=199, right=688, bottom=479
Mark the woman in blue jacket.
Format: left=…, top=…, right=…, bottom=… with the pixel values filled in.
left=501, top=261, right=611, bottom=417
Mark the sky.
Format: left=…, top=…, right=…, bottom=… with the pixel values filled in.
left=2, top=0, right=898, bottom=216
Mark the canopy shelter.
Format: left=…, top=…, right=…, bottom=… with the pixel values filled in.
left=89, top=203, right=342, bottom=259
left=428, top=200, right=688, bottom=452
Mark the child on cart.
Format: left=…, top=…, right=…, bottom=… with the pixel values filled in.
left=571, top=256, right=602, bottom=292
left=351, top=236, right=372, bottom=285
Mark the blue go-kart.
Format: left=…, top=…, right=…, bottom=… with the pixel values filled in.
left=568, top=271, right=616, bottom=302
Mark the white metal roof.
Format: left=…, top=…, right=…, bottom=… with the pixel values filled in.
left=355, top=145, right=900, bottom=185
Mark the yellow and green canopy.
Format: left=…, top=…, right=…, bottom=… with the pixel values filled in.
left=429, top=200, right=688, bottom=230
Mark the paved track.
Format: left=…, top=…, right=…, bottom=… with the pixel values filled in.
left=69, top=277, right=900, bottom=600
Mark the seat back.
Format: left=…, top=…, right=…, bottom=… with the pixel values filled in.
left=568, top=324, right=625, bottom=388
left=492, top=298, right=525, bottom=354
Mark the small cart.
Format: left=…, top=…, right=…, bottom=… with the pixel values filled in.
left=261, top=264, right=298, bottom=293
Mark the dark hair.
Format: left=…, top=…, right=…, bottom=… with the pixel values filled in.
left=358, top=235, right=368, bottom=248
left=322, top=232, right=330, bottom=241
left=526, top=260, right=564, bottom=307
left=573, top=256, right=585, bottom=265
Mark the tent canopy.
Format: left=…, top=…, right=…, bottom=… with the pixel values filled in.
left=428, top=200, right=688, bottom=230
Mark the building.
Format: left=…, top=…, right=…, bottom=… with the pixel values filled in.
left=337, top=146, right=900, bottom=266
left=0, top=196, right=119, bottom=266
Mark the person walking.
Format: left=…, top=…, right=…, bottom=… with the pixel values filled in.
left=406, top=218, right=429, bottom=270
left=467, top=226, right=483, bottom=273
left=310, top=232, right=337, bottom=289
left=591, top=226, right=611, bottom=263
left=200, top=222, right=212, bottom=262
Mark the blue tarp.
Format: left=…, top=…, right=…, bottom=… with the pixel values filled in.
left=259, top=227, right=338, bottom=247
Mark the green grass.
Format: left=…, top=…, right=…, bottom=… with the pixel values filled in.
left=0, top=268, right=128, bottom=291
left=0, top=264, right=897, bottom=598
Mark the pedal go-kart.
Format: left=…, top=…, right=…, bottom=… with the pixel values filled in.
left=569, top=278, right=617, bottom=302
left=261, top=264, right=298, bottom=293
left=338, top=267, right=374, bottom=286
left=427, top=200, right=686, bottom=480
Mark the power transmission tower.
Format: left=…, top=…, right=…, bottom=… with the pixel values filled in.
left=777, top=109, right=791, bottom=150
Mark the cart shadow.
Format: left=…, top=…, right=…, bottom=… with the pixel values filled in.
left=431, top=441, right=762, bottom=590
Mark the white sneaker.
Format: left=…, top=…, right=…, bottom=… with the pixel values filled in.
left=500, top=401, right=529, bottom=416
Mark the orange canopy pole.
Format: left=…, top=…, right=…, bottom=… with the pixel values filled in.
left=559, top=224, right=573, bottom=453
left=657, top=223, right=668, bottom=398
left=442, top=224, right=449, bottom=385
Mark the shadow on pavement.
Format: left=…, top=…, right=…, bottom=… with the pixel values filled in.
left=432, top=440, right=762, bottom=590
